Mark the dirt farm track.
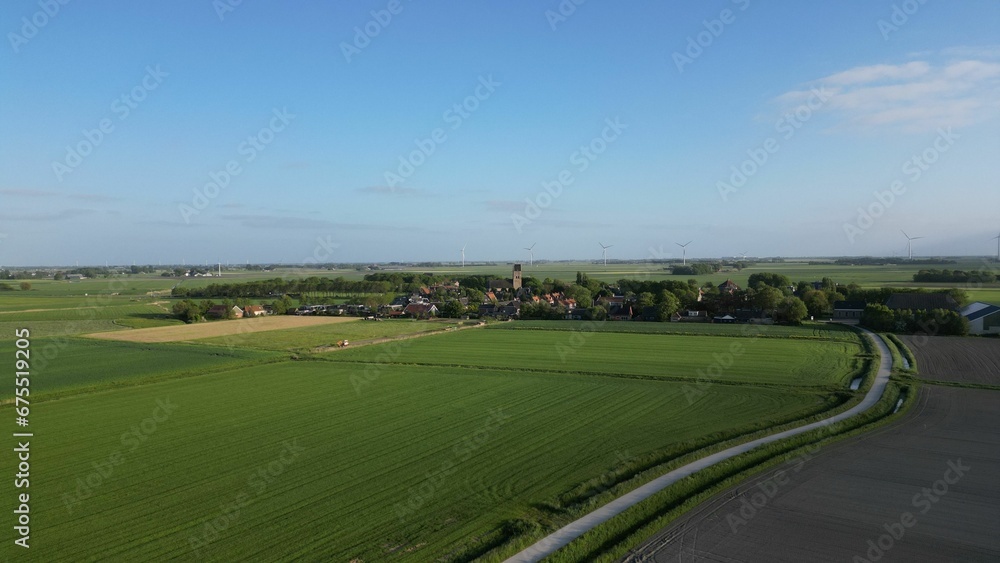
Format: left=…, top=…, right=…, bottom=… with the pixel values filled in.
left=899, top=335, right=1000, bottom=385
left=85, top=315, right=359, bottom=343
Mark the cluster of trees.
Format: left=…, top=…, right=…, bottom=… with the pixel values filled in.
left=670, top=263, right=720, bottom=276
left=833, top=258, right=956, bottom=266
left=171, top=295, right=297, bottom=323
left=172, top=277, right=396, bottom=299
left=861, top=304, right=968, bottom=336
left=838, top=286, right=968, bottom=309
left=913, top=269, right=998, bottom=284
left=1, top=269, right=42, bottom=280
left=0, top=282, right=32, bottom=291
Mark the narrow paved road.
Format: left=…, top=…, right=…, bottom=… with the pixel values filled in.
left=504, top=328, right=893, bottom=563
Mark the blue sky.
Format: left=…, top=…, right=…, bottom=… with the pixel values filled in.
left=1, top=0, right=998, bottom=266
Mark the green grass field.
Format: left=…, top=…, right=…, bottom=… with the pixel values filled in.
left=3, top=360, right=833, bottom=561
left=195, top=319, right=469, bottom=351
left=493, top=319, right=860, bottom=341
left=0, top=338, right=280, bottom=400
left=0, top=302, right=171, bottom=322
left=324, top=328, right=864, bottom=388
left=0, top=319, right=127, bottom=337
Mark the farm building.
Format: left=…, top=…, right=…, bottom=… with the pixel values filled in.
left=961, top=302, right=1000, bottom=335
left=884, top=293, right=958, bottom=312
left=833, top=300, right=866, bottom=322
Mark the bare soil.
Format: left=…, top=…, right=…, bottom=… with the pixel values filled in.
left=85, top=315, right=360, bottom=343
left=899, top=335, right=1000, bottom=385
left=630, top=385, right=1000, bottom=562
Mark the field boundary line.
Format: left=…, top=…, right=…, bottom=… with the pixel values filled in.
left=312, top=358, right=844, bottom=392
left=308, top=320, right=486, bottom=353
left=503, top=327, right=893, bottom=563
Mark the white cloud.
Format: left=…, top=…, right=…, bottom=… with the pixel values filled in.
left=821, top=61, right=930, bottom=86
left=776, top=52, right=1000, bottom=132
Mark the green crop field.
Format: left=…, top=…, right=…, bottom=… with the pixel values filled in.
left=0, top=319, right=127, bottom=337
left=0, top=302, right=172, bottom=322
left=195, top=318, right=470, bottom=351
left=0, top=338, right=280, bottom=400
left=325, top=327, right=864, bottom=388
left=0, top=295, right=142, bottom=312
left=493, top=319, right=860, bottom=341
left=2, top=359, right=834, bottom=561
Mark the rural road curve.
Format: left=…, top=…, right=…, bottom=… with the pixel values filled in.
left=504, top=327, right=893, bottom=563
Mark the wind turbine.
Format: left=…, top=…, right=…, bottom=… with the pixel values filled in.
left=461, top=244, right=466, bottom=268
left=992, top=232, right=1000, bottom=263
left=524, top=243, right=536, bottom=267
left=675, top=241, right=693, bottom=266
left=901, top=230, right=924, bottom=260
left=599, top=242, right=612, bottom=266
left=740, top=251, right=748, bottom=260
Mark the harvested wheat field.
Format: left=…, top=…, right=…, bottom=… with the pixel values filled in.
left=85, top=315, right=360, bottom=343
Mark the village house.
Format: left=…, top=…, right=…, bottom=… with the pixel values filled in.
left=243, top=305, right=267, bottom=317
left=833, top=300, right=866, bottom=322
left=718, top=279, right=740, bottom=294
left=207, top=305, right=244, bottom=319
left=403, top=303, right=438, bottom=319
